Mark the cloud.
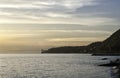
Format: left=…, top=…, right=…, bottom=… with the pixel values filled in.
left=0, top=29, right=111, bottom=34
left=47, top=37, right=105, bottom=42
left=0, top=0, right=97, bottom=9
left=0, top=0, right=119, bottom=26
left=0, top=30, right=111, bottom=44
left=0, top=0, right=106, bottom=24
left=0, top=1, right=101, bottom=19
left=0, top=0, right=120, bottom=53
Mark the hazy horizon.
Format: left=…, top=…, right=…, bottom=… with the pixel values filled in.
left=0, top=0, right=120, bottom=53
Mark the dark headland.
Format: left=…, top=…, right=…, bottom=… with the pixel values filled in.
left=41, top=29, right=120, bottom=55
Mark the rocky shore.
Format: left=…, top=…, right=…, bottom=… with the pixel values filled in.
left=99, top=59, right=120, bottom=78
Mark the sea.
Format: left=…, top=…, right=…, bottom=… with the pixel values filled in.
left=0, top=54, right=119, bottom=78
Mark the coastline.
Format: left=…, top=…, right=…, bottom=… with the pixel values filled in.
left=92, top=53, right=120, bottom=56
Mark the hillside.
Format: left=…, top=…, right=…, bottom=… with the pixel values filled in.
left=101, top=29, right=120, bottom=52
left=42, top=29, right=120, bottom=54
left=89, top=29, right=120, bottom=53
left=41, top=46, right=86, bottom=54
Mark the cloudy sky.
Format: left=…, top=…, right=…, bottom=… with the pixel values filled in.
left=0, top=0, right=120, bottom=53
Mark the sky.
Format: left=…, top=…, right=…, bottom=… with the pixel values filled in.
left=0, top=0, right=120, bottom=53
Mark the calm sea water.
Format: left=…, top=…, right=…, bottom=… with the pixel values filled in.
left=0, top=54, right=119, bottom=78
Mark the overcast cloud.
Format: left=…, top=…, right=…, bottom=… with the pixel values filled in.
left=0, top=0, right=120, bottom=53
left=0, top=0, right=119, bottom=25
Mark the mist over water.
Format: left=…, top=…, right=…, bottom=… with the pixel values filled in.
left=0, top=54, right=113, bottom=78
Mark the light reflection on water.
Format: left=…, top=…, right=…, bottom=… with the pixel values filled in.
left=0, top=54, right=116, bottom=78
